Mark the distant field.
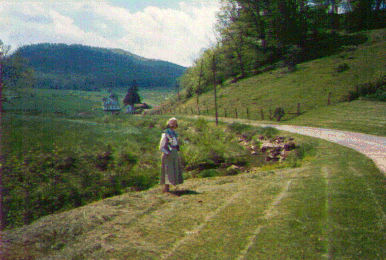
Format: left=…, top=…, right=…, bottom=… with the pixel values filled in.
left=3, top=87, right=174, bottom=115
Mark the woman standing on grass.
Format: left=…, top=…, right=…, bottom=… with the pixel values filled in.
left=159, top=117, right=183, bottom=192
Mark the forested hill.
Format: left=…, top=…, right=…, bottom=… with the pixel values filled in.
left=15, top=43, right=186, bottom=91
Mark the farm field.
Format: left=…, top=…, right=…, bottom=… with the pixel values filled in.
left=3, top=87, right=175, bottom=115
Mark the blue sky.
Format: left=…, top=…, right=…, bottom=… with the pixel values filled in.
left=0, top=0, right=220, bottom=67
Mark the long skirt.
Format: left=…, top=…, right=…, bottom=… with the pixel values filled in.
left=160, top=149, right=183, bottom=185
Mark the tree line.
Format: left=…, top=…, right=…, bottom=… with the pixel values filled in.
left=180, top=0, right=386, bottom=99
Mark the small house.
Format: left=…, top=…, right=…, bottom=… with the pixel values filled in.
left=102, top=95, right=121, bottom=113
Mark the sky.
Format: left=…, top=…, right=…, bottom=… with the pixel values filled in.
left=0, top=0, right=221, bottom=67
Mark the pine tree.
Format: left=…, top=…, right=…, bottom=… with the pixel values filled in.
left=123, top=80, right=141, bottom=113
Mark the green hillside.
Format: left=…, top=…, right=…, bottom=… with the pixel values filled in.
left=14, top=43, right=185, bottom=91
left=160, top=29, right=386, bottom=129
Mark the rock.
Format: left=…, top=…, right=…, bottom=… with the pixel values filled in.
left=227, top=165, right=240, bottom=171
left=251, top=151, right=258, bottom=155
left=227, top=165, right=241, bottom=175
left=269, top=151, right=281, bottom=158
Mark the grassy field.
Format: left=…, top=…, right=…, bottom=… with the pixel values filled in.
left=3, top=87, right=174, bottom=116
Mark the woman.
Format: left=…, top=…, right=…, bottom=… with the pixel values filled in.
left=159, top=117, right=183, bottom=192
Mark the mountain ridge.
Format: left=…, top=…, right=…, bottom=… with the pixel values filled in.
left=15, top=43, right=186, bottom=91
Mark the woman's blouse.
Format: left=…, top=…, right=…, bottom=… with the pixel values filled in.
left=159, top=130, right=178, bottom=154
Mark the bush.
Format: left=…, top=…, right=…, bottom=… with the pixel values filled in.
left=197, top=169, right=219, bottom=178
left=227, top=122, right=253, bottom=133
left=335, top=63, right=350, bottom=73
left=344, top=76, right=386, bottom=102
left=257, top=127, right=279, bottom=138
left=364, top=89, right=386, bottom=102
left=283, top=140, right=318, bottom=168
left=181, top=120, right=246, bottom=172
left=273, top=107, right=286, bottom=121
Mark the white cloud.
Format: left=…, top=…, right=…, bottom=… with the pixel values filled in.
left=0, top=1, right=220, bottom=66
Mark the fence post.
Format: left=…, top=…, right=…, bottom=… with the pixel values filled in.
left=260, top=108, right=264, bottom=120
left=235, top=108, right=238, bottom=118
left=224, top=108, right=227, bottom=118
left=246, top=107, right=249, bottom=120
left=297, top=103, right=300, bottom=116
left=191, top=108, right=193, bottom=114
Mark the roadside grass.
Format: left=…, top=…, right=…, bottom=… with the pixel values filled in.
left=2, top=132, right=385, bottom=259
left=161, top=29, right=386, bottom=122
left=286, top=100, right=386, bottom=136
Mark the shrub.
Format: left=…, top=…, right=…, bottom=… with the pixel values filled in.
left=364, top=88, right=386, bottom=102
left=343, top=76, right=386, bottom=102
left=283, top=140, right=318, bottom=168
left=273, top=107, right=286, bottom=121
left=335, top=63, right=350, bottom=73
left=181, top=120, right=246, bottom=172
left=197, top=169, right=219, bottom=178
left=257, top=127, right=279, bottom=138
left=227, top=122, right=253, bottom=133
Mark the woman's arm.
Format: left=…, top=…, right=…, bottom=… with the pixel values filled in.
left=159, top=133, right=170, bottom=154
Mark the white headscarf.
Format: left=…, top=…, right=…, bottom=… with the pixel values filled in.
left=167, top=117, right=177, bottom=128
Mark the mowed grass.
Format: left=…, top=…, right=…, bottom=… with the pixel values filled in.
left=164, top=29, right=386, bottom=122
left=3, top=133, right=386, bottom=259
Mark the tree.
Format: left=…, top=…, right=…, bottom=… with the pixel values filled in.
left=0, top=40, right=9, bottom=231
left=211, top=51, right=219, bottom=126
left=269, top=0, right=308, bottom=48
left=0, top=41, right=33, bottom=230
left=195, top=59, right=204, bottom=105
left=123, top=80, right=141, bottom=113
left=216, top=0, right=247, bottom=80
